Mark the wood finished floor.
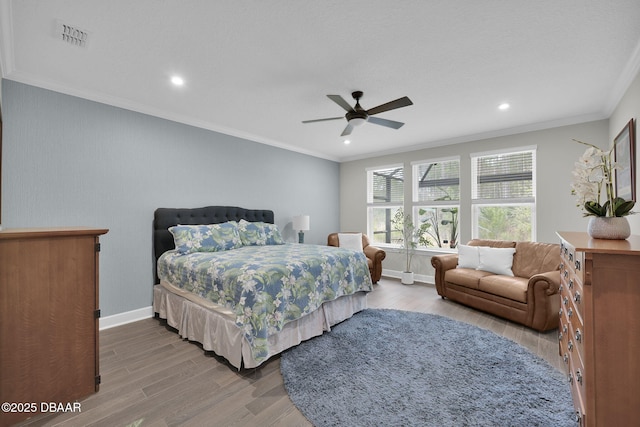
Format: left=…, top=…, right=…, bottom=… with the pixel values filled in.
left=17, top=278, right=561, bottom=427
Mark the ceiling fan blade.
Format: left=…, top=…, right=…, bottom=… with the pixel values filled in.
left=366, top=96, right=413, bottom=116
left=302, top=116, right=344, bottom=124
left=327, top=95, right=355, bottom=112
left=341, top=123, right=354, bottom=136
left=367, top=116, right=405, bottom=129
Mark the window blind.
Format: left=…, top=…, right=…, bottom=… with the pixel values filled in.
left=415, top=160, right=460, bottom=202
left=473, top=150, right=533, bottom=200
left=369, top=166, right=404, bottom=204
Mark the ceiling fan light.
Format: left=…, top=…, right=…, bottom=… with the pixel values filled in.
left=349, top=117, right=367, bottom=127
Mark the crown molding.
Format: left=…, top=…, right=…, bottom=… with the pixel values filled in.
left=338, top=112, right=608, bottom=163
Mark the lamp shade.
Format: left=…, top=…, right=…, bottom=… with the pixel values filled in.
left=293, top=215, right=310, bottom=231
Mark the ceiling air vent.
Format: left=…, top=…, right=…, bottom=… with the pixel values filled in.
left=55, top=21, right=90, bottom=48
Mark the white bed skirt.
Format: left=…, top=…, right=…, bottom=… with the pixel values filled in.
left=153, top=282, right=368, bottom=369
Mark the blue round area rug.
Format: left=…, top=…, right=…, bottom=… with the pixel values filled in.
left=280, top=309, right=574, bottom=427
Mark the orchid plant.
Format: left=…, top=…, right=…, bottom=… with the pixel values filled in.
left=570, top=139, right=635, bottom=217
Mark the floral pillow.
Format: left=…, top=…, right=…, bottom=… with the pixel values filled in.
left=238, top=219, right=267, bottom=246
left=259, top=222, right=285, bottom=245
left=169, top=222, right=242, bottom=254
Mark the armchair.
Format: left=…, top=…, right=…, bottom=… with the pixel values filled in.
left=327, top=232, right=386, bottom=283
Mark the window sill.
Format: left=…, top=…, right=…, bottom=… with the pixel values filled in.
left=379, top=245, right=458, bottom=256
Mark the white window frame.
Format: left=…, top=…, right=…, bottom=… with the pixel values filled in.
left=470, top=146, right=537, bottom=241
left=366, top=164, right=404, bottom=247
left=411, top=156, right=460, bottom=249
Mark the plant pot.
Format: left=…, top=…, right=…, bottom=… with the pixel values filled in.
left=401, top=271, right=414, bottom=285
left=587, top=216, right=631, bottom=240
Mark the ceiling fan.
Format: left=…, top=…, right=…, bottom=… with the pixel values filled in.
left=302, top=91, right=413, bottom=136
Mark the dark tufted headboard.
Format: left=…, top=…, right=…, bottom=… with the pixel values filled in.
left=153, top=206, right=275, bottom=284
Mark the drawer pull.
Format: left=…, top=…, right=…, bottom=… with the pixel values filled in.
left=575, top=260, right=581, bottom=271
left=568, top=308, right=573, bottom=319
left=563, top=353, right=569, bottom=364
left=558, top=331, right=563, bottom=341
left=568, top=340, right=574, bottom=352
left=563, top=296, right=569, bottom=306
left=576, top=369, right=583, bottom=385
left=568, top=279, right=574, bottom=289
left=574, top=411, right=582, bottom=423
left=569, top=252, right=574, bottom=262
left=575, top=329, right=582, bottom=343
left=564, top=270, right=569, bottom=279
left=568, top=372, right=573, bottom=384
left=573, top=292, right=581, bottom=304
left=559, top=308, right=563, bottom=317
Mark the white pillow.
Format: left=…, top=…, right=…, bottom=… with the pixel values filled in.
left=477, top=247, right=516, bottom=276
left=457, top=245, right=480, bottom=269
left=338, top=233, right=364, bottom=252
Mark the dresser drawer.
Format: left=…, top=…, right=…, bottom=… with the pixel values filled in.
left=561, top=241, right=585, bottom=283
left=561, top=297, right=584, bottom=363
left=566, top=347, right=587, bottom=427
left=560, top=260, right=584, bottom=326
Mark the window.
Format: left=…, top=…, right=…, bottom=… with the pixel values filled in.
left=367, top=165, right=404, bottom=245
left=471, top=147, right=536, bottom=241
left=412, top=158, right=460, bottom=248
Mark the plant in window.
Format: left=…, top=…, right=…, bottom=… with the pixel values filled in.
left=417, top=208, right=442, bottom=248
left=441, top=207, right=458, bottom=248
left=571, top=140, right=635, bottom=217
left=416, top=193, right=459, bottom=248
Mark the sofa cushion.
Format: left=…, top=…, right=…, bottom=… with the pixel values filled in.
left=512, top=241, right=560, bottom=278
left=457, top=244, right=480, bottom=269
left=445, top=268, right=494, bottom=290
left=477, top=247, right=516, bottom=276
left=478, top=275, right=528, bottom=303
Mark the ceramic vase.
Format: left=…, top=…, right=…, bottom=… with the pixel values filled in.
left=587, top=216, right=631, bottom=240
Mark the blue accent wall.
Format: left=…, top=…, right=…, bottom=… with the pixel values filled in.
left=1, top=79, right=340, bottom=316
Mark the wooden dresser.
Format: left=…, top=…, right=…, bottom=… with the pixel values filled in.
left=0, top=227, right=108, bottom=426
left=557, top=231, right=640, bottom=426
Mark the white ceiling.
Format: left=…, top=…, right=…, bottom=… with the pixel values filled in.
left=1, top=0, right=640, bottom=162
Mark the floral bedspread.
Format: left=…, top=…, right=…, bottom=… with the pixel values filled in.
left=157, top=244, right=373, bottom=362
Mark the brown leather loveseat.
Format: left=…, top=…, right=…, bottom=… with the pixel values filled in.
left=327, top=232, right=386, bottom=283
left=431, top=239, right=561, bottom=331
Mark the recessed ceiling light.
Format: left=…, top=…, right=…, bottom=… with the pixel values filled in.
left=498, top=103, right=510, bottom=110
left=171, top=76, right=184, bottom=86
left=344, top=139, right=351, bottom=145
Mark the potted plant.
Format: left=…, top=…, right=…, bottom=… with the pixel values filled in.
left=570, top=139, right=635, bottom=239
left=393, top=209, right=417, bottom=284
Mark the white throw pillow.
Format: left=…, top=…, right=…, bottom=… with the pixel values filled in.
left=338, top=233, right=364, bottom=252
left=457, top=245, right=480, bottom=269
left=477, top=246, right=516, bottom=276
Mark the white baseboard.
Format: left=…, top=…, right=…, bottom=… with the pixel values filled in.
left=382, top=269, right=434, bottom=285
left=99, top=306, right=154, bottom=330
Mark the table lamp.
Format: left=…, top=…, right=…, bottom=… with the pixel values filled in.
left=293, top=215, right=310, bottom=243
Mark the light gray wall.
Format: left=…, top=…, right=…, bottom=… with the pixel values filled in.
left=609, top=70, right=640, bottom=233
left=1, top=79, right=340, bottom=317
left=340, top=119, right=610, bottom=277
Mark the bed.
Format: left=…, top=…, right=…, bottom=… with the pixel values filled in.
left=152, top=206, right=373, bottom=369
